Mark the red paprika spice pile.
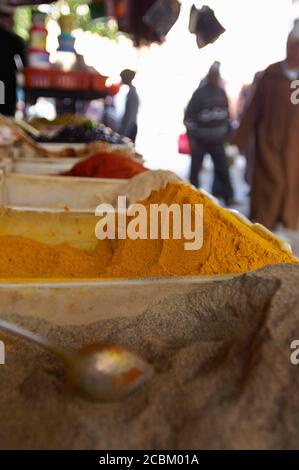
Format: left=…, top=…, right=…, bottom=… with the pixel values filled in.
left=62, top=152, right=148, bottom=179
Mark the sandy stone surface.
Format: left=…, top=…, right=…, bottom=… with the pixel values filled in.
left=0, top=264, right=299, bottom=450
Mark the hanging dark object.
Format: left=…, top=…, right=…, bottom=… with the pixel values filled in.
left=189, top=5, right=225, bottom=49
left=89, top=0, right=116, bottom=20
left=118, top=0, right=162, bottom=46
left=89, top=2, right=107, bottom=21
left=143, top=0, right=181, bottom=38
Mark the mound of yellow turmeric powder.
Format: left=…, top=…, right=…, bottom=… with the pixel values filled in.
left=0, top=183, right=295, bottom=280
left=103, top=183, right=296, bottom=278
left=0, top=236, right=113, bottom=279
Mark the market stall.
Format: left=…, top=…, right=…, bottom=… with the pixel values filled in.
left=0, top=0, right=299, bottom=458
left=23, top=9, right=120, bottom=108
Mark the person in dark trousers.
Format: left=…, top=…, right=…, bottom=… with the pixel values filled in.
left=119, top=69, right=139, bottom=142
left=0, top=7, right=27, bottom=116
left=184, top=62, right=234, bottom=205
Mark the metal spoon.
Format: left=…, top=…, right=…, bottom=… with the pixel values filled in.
left=0, top=318, right=153, bottom=402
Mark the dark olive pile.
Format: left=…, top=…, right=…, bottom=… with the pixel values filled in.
left=35, top=122, right=131, bottom=145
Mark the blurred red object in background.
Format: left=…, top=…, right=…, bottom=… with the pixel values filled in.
left=178, top=133, right=190, bottom=155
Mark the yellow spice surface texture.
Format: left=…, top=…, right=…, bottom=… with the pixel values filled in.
left=0, top=183, right=295, bottom=280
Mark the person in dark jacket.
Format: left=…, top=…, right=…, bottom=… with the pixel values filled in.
left=119, top=69, right=139, bottom=142
left=0, top=7, right=27, bottom=116
left=184, top=62, right=234, bottom=204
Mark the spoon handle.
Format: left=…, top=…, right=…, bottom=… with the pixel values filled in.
left=0, top=318, right=70, bottom=361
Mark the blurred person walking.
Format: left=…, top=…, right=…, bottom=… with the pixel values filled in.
left=0, top=6, right=27, bottom=116
left=119, top=69, right=139, bottom=142
left=236, top=71, right=264, bottom=187
left=232, top=23, right=299, bottom=230
left=184, top=62, right=234, bottom=205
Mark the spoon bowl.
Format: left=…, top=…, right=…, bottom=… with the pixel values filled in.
left=66, top=344, right=153, bottom=402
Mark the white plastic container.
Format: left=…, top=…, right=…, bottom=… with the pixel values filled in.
left=0, top=172, right=127, bottom=211
left=11, top=156, right=83, bottom=175
left=0, top=203, right=293, bottom=328
left=9, top=142, right=137, bottom=175
left=0, top=207, right=235, bottom=326
left=0, top=275, right=234, bottom=326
